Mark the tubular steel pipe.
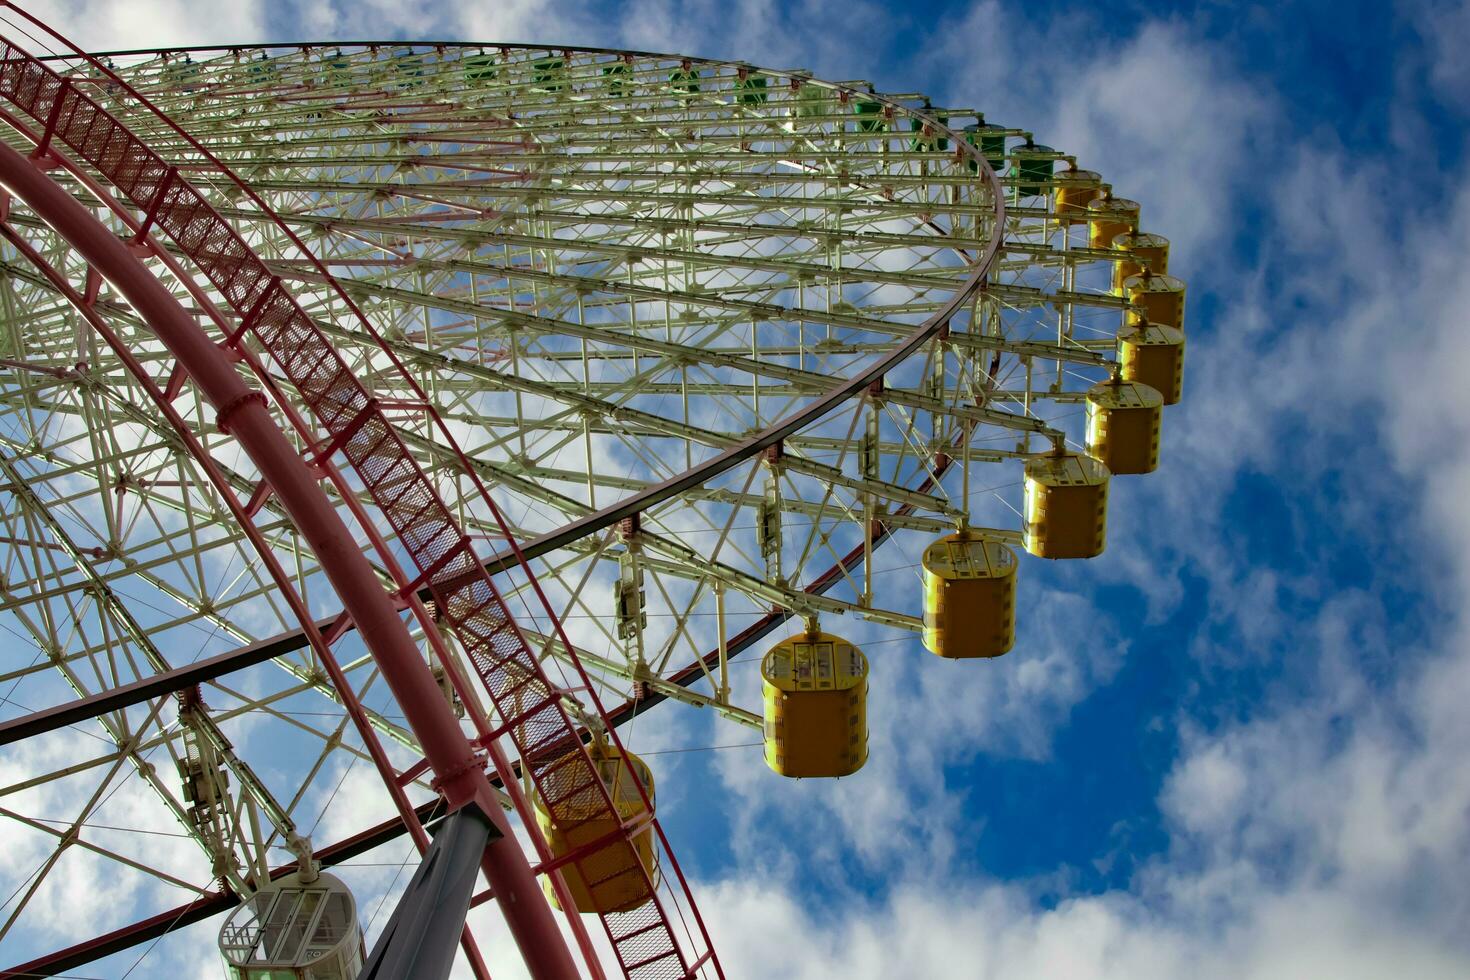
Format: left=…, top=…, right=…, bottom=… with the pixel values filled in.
left=0, top=282, right=971, bottom=980
left=0, top=217, right=496, bottom=980
left=1, top=19, right=709, bottom=970
left=36, top=34, right=1006, bottom=580
left=0, top=140, right=577, bottom=979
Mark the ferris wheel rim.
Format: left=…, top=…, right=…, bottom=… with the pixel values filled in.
left=0, top=21, right=620, bottom=973
left=11, top=22, right=1009, bottom=563
left=0, top=24, right=1019, bottom=746
left=0, top=19, right=1006, bottom=974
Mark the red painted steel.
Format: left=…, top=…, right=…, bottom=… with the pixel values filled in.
left=0, top=88, right=594, bottom=977
left=29, top=38, right=1007, bottom=587
left=0, top=36, right=1009, bottom=739
left=0, top=17, right=717, bottom=978
left=0, top=62, right=579, bottom=980
left=0, top=138, right=564, bottom=978
left=0, top=214, right=492, bottom=980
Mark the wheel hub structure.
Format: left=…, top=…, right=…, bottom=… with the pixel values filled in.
left=0, top=9, right=1186, bottom=979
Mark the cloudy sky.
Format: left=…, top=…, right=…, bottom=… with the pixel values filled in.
left=6, top=0, right=1470, bottom=977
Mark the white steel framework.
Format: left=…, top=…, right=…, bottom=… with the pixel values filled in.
left=0, top=29, right=1177, bottom=980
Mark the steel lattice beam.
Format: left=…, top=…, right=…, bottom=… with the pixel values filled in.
left=0, top=619, right=332, bottom=745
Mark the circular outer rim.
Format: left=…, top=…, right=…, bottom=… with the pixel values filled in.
left=0, top=135, right=579, bottom=976
left=34, top=36, right=1008, bottom=566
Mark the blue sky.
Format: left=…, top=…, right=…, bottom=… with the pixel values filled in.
left=10, top=0, right=1470, bottom=976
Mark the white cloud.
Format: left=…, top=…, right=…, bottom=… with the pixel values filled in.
left=698, top=873, right=1470, bottom=980
left=704, top=581, right=1126, bottom=878
left=694, top=7, right=1470, bottom=978
left=1419, top=0, right=1470, bottom=107
left=15, top=0, right=268, bottom=51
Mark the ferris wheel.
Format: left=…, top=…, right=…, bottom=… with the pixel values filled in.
left=0, top=7, right=1187, bottom=979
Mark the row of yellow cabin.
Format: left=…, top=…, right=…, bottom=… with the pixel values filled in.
left=535, top=161, right=1192, bottom=914
left=756, top=164, right=1192, bottom=779
left=1062, top=165, right=1188, bottom=413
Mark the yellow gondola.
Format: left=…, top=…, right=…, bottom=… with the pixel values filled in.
left=1087, top=191, right=1140, bottom=248
left=1117, top=314, right=1185, bottom=405
left=1111, top=230, right=1170, bottom=293
left=534, top=743, right=657, bottom=914
left=922, top=532, right=1018, bottom=658
left=1086, top=376, right=1164, bottom=475
left=1123, top=270, right=1187, bottom=330
left=762, top=632, right=868, bottom=778
left=1023, top=450, right=1110, bottom=559
left=1054, top=167, right=1102, bottom=225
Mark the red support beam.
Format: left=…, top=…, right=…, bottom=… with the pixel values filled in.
left=0, top=30, right=1010, bottom=979
left=0, top=131, right=574, bottom=978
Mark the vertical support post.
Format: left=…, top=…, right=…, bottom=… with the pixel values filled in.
left=715, top=580, right=729, bottom=703
left=32, top=78, right=69, bottom=159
